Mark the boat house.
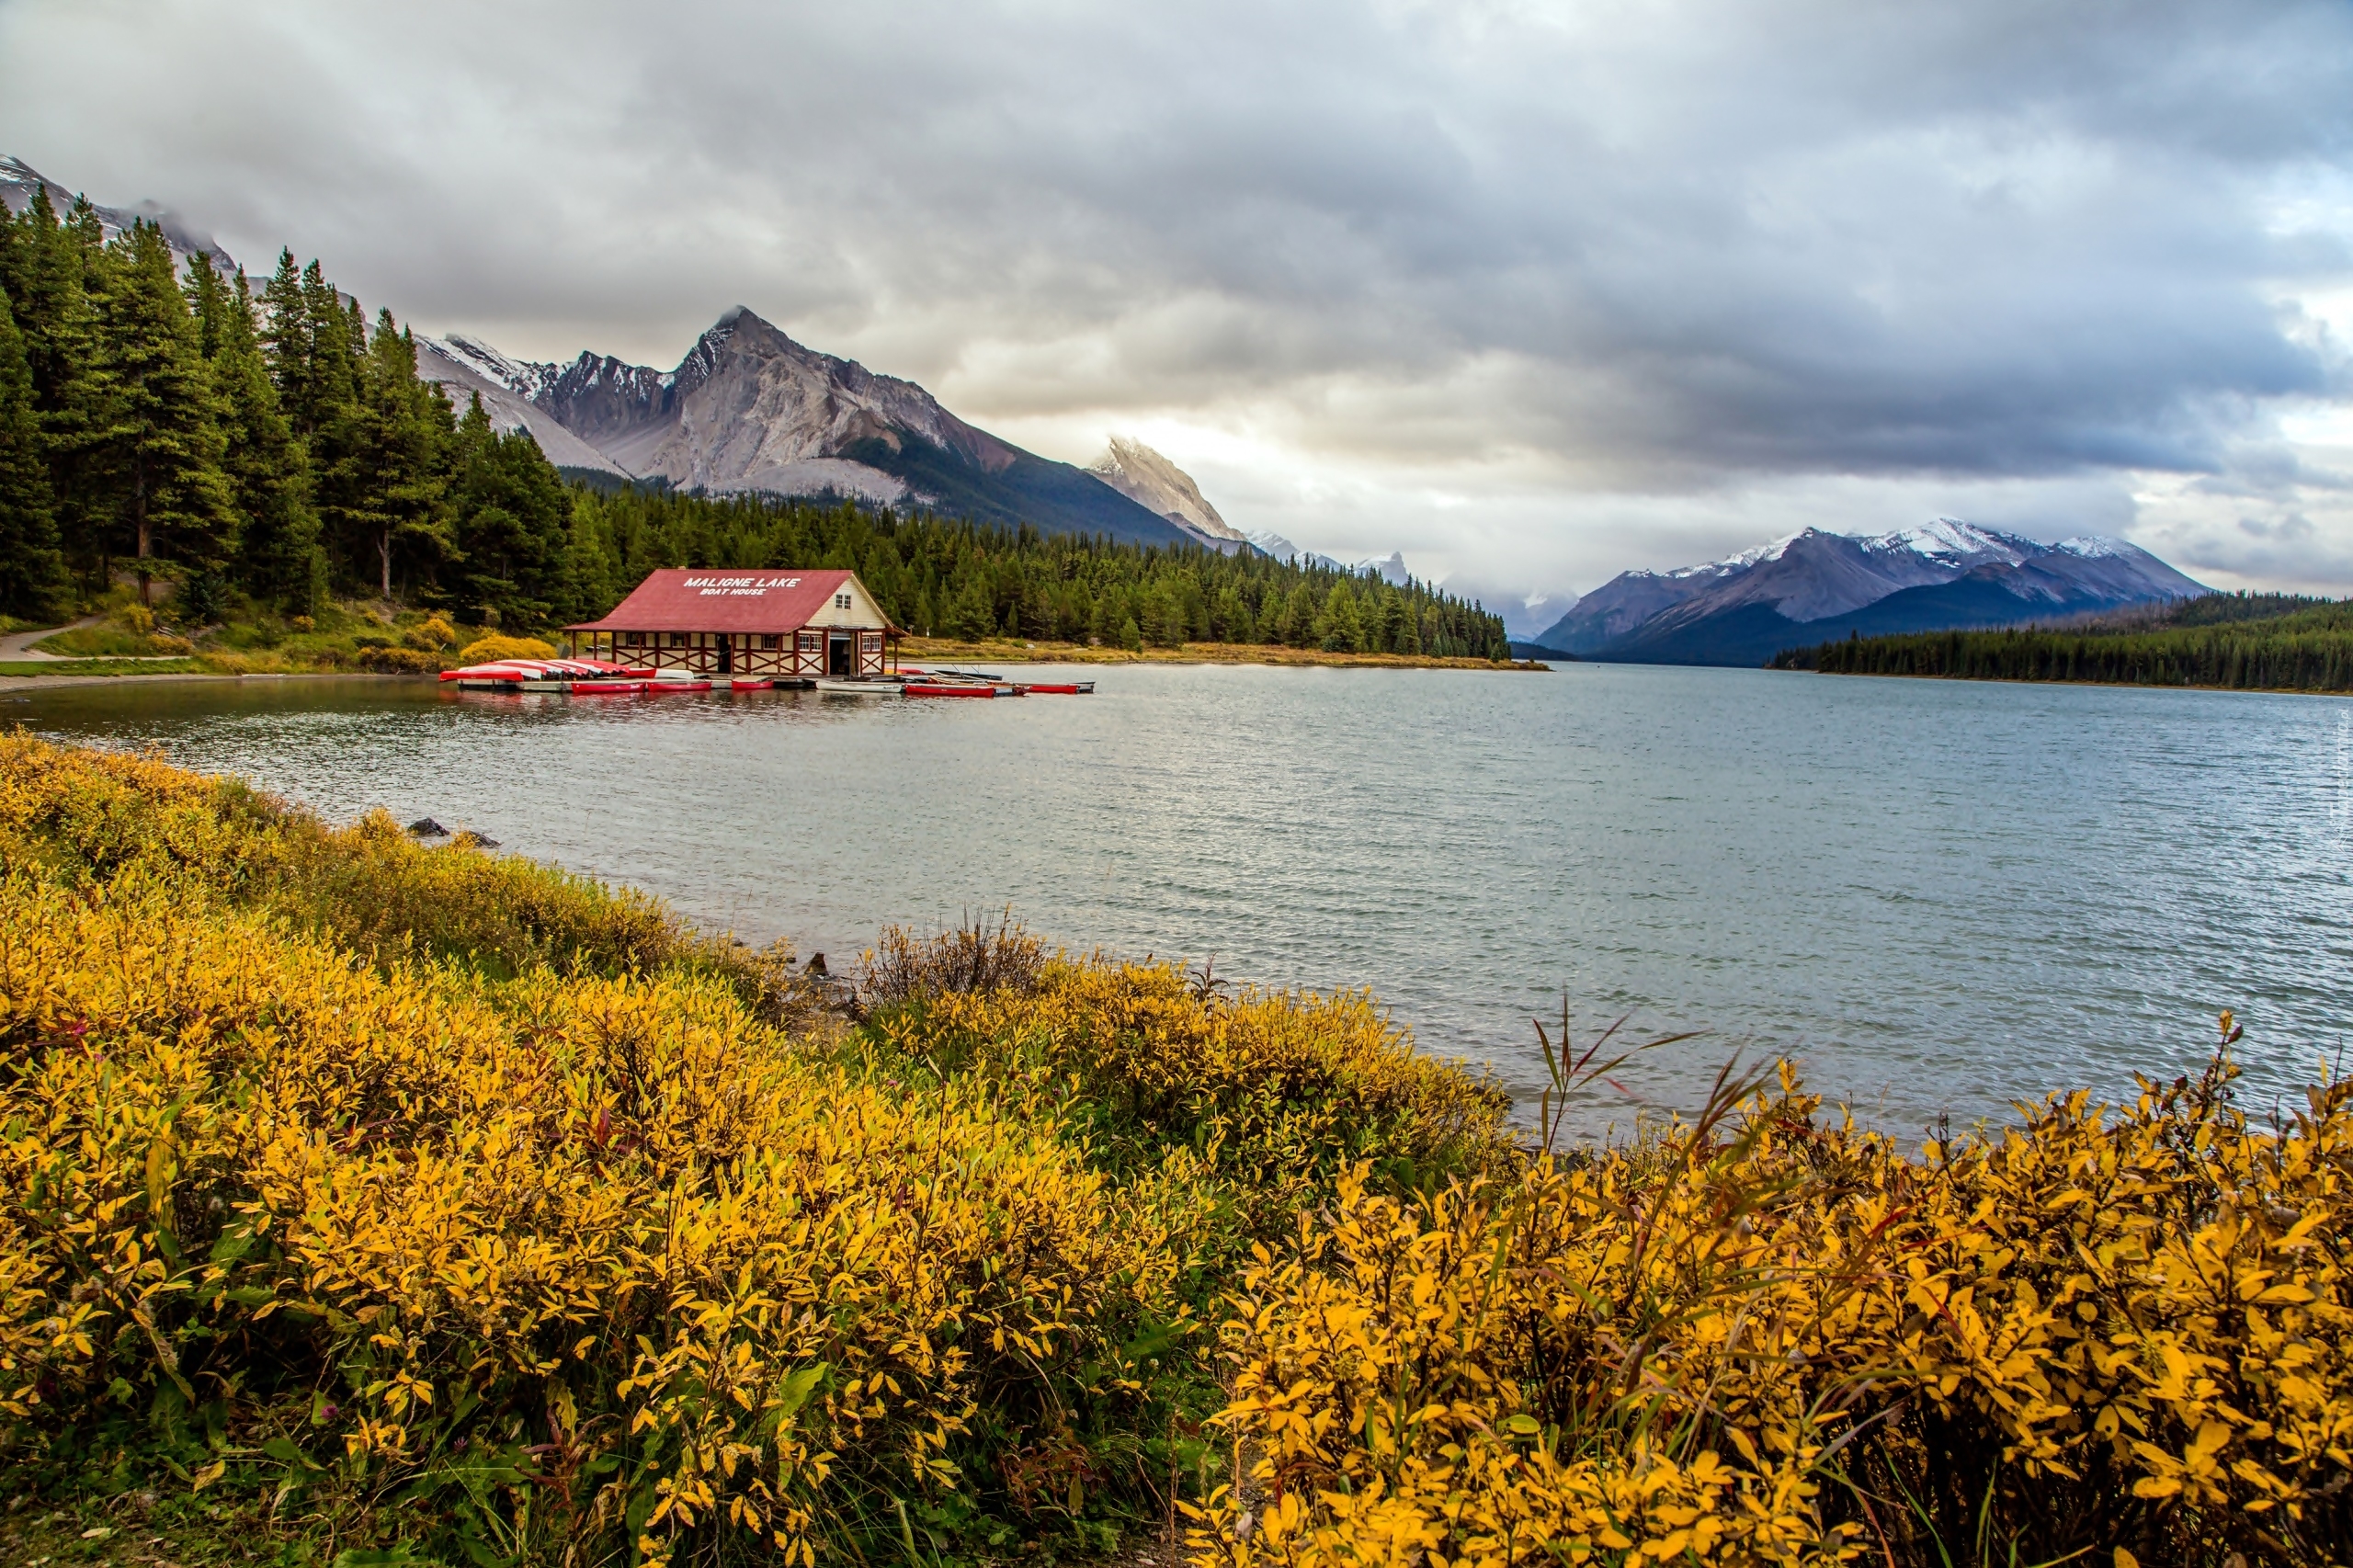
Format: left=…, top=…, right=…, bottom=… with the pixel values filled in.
left=564, top=569, right=901, bottom=679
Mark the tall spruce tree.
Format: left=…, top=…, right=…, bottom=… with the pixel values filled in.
left=446, top=392, right=574, bottom=625
left=345, top=309, right=450, bottom=601
left=2, top=188, right=110, bottom=591
left=187, top=255, right=321, bottom=610
left=0, top=285, right=69, bottom=618
left=89, top=222, right=234, bottom=606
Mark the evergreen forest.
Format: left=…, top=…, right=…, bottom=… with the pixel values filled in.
left=0, top=187, right=1508, bottom=659
left=1771, top=593, right=2353, bottom=691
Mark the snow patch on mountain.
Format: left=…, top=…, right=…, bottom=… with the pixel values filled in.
left=436, top=335, right=563, bottom=402
left=2055, top=535, right=2136, bottom=560
left=414, top=336, right=631, bottom=477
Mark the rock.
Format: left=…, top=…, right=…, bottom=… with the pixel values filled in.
left=407, top=817, right=448, bottom=836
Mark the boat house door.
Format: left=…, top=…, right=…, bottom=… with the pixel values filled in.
left=716, top=638, right=733, bottom=676
left=828, top=633, right=852, bottom=676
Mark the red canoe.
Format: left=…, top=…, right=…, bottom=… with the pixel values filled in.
left=904, top=682, right=996, bottom=698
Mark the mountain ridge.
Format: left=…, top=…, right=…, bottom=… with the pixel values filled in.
left=1538, top=520, right=2208, bottom=665
left=418, top=307, right=1194, bottom=545
left=0, top=154, right=236, bottom=273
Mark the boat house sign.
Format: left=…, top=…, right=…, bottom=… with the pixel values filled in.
left=683, top=575, right=802, bottom=597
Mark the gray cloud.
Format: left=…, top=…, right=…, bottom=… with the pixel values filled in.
left=4, top=0, right=2351, bottom=589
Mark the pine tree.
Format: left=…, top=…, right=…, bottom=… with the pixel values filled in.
left=339, top=311, right=451, bottom=601
left=945, top=569, right=995, bottom=640
left=188, top=256, right=321, bottom=610
left=89, top=222, right=234, bottom=606
left=1281, top=580, right=1318, bottom=647
left=447, top=392, right=574, bottom=625
left=259, top=250, right=314, bottom=426
left=0, top=285, right=69, bottom=618
left=1314, top=577, right=1362, bottom=653
left=2, top=187, right=110, bottom=590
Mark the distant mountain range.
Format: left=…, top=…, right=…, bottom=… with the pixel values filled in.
left=1534, top=520, right=2208, bottom=665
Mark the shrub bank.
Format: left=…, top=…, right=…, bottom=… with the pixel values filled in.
left=1197, top=1059, right=2351, bottom=1567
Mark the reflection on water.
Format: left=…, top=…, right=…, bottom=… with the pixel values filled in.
left=15, top=664, right=2351, bottom=1135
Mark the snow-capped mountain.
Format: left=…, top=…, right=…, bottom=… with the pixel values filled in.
left=0, top=154, right=235, bottom=272
left=414, top=335, right=631, bottom=477
left=425, top=308, right=1191, bottom=544
left=1538, top=520, right=2208, bottom=665
left=1086, top=437, right=1250, bottom=553
left=432, top=334, right=564, bottom=403
left=1242, top=530, right=1418, bottom=582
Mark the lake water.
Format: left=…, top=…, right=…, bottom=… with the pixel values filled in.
left=12, top=664, right=2350, bottom=1136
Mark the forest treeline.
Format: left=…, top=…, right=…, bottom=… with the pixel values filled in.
left=0, top=185, right=1507, bottom=658
left=569, top=487, right=1513, bottom=655
left=1771, top=592, right=2353, bottom=691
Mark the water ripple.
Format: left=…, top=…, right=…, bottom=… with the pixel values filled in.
left=17, top=663, right=2351, bottom=1135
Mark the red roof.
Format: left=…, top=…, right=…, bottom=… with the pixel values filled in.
left=567, top=569, right=894, bottom=633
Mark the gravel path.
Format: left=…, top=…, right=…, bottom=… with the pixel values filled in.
left=0, top=616, right=100, bottom=661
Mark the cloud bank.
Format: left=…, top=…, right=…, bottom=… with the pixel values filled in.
left=4, top=0, right=2350, bottom=593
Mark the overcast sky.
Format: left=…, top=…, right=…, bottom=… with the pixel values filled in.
left=6, top=0, right=2351, bottom=611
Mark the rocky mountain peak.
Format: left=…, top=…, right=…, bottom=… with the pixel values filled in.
left=1086, top=437, right=1250, bottom=552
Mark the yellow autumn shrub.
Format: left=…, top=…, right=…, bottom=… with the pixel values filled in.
left=457, top=633, right=559, bottom=663
left=869, top=944, right=1513, bottom=1233
left=406, top=614, right=459, bottom=650
left=0, top=870, right=1200, bottom=1563
left=1197, top=1059, right=2352, bottom=1568
left=0, top=732, right=740, bottom=983
left=356, top=644, right=443, bottom=674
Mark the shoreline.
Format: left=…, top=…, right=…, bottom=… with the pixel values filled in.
left=0, top=647, right=1548, bottom=690
left=0, top=670, right=412, bottom=692
left=898, top=637, right=1546, bottom=669
left=1786, top=665, right=2353, bottom=699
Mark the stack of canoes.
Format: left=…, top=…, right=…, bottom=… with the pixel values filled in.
left=891, top=668, right=1096, bottom=698
left=438, top=659, right=1096, bottom=699
left=438, top=658, right=709, bottom=693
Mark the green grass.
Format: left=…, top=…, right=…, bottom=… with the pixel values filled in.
left=31, top=625, right=175, bottom=657
left=0, top=1490, right=290, bottom=1566
left=0, top=657, right=209, bottom=676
